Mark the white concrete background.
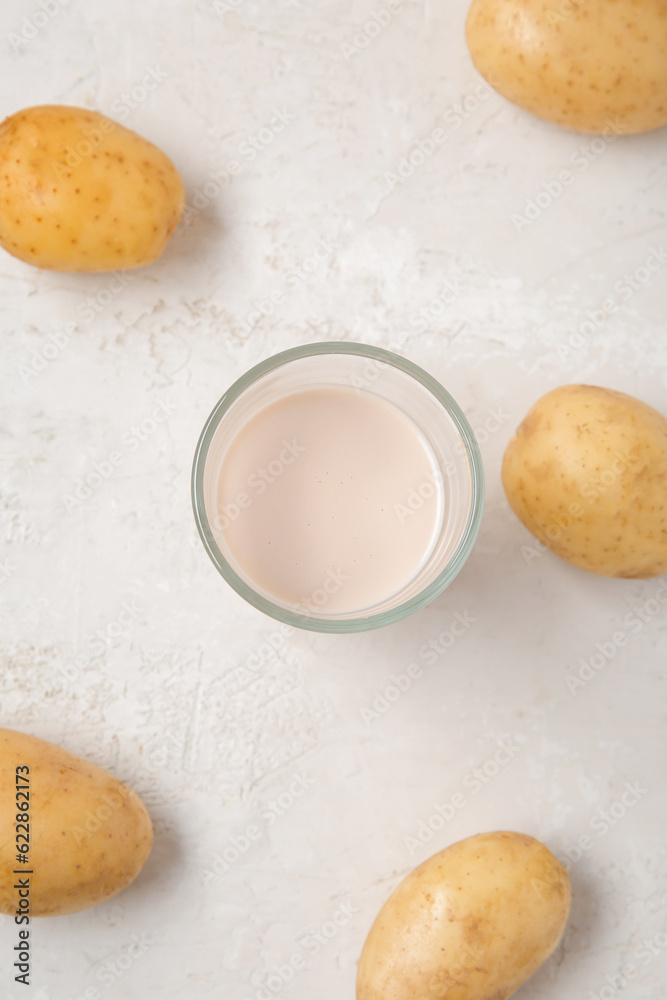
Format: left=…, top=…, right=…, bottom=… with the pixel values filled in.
left=1, top=1, right=666, bottom=998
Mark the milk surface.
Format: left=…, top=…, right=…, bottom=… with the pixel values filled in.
left=217, top=387, right=442, bottom=614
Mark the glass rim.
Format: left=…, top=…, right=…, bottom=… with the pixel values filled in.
left=191, top=341, right=485, bottom=633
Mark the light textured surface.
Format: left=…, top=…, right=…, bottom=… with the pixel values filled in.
left=0, top=1, right=666, bottom=998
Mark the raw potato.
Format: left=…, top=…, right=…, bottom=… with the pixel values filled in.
left=0, top=105, right=184, bottom=272
left=0, top=728, right=153, bottom=916
left=357, top=831, right=570, bottom=1000
left=502, top=385, right=667, bottom=578
left=466, top=0, right=667, bottom=134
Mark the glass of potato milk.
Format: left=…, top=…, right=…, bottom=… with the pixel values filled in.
left=191, top=343, right=484, bottom=632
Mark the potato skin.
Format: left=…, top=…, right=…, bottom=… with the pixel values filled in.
left=466, top=0, right=667, bottom=135
left=0, top=105, right=184, bottom=272
left=357, top=831, right=570, bottom=1000
left=502, top=385, right=667, bottom=578
left=0, top=728, right=153, bottom=916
